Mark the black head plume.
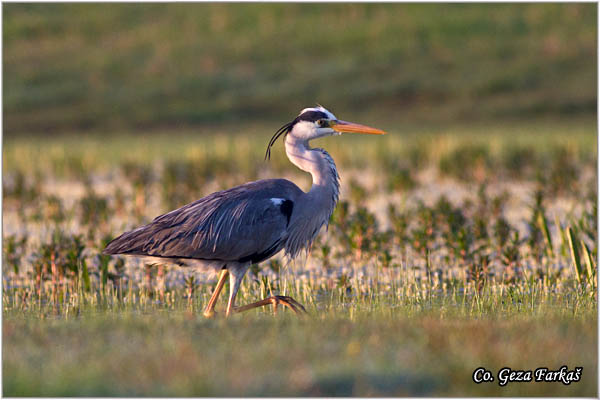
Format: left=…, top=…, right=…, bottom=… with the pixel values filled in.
left=265, top=120, right=294, bottom=160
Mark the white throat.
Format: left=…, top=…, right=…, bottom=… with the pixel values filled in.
left=284, top=134, right=339, bottom=189
left=282, top=133, right=340, bottom=259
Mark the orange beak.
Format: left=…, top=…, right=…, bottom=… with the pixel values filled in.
left=331, top=120, right=386, bottom=135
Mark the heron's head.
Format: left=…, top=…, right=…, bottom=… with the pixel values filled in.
left=265, top=106, right=386, bottom=160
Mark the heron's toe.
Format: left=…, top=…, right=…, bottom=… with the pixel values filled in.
left=270, top=295, right=307, bottom=315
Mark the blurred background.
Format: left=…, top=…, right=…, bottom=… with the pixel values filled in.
left=3, top=3, right=596, bottom=136
left=3, top=4, right=598, bottom=396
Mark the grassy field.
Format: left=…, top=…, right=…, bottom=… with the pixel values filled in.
left=2, top=2, right=598, bottom=397
left=2, top=118, right=597, bottom=396
left=3, top=3, right=596, bottom=134
left=3, top=307, right=596, bottom=396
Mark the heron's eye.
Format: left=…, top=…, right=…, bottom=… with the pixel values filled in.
left=317, top=119, right=328, bottom=127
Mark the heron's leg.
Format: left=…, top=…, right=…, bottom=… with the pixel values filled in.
left=233, top=295, right=307, bottom=316
left=202, top=268, right=229, bottom=318
left=224, top=263, right=306, bottom=317
left=225, top=264, right=250, bottom=317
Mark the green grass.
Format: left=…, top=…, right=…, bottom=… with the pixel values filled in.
left=3, top=292, right=597, bottom=396
left=2, top=256, right=598, bottom=397
left=3, top=3, right=596, bottom=135
left=3, top=117, right=596, bottom=179
left=2, top=118, right=597, bottom=396
left=3, top=3, right=597, bottom=396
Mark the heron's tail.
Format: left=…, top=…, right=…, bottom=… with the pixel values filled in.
left=103, top=226, right=149, bottom=255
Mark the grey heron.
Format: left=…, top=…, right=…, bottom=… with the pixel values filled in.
left=104, top=106, right=386, bottom=317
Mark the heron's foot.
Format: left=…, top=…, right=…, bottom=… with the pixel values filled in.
left=202, top=269, right=230, bottom=319
left=268, top=295, right=307, bottom=315
left=232, top=295, right=308, bottom=316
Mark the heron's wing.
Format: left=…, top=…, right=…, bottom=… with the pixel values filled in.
left=104, top=179, right=301, bottom=263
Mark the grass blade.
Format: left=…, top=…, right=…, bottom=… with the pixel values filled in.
left=554, top=215, right=568, bottom=258
left=580, top=239, right=596, bottom=287
left=82, top=260, right=91, bottom=292
left=537, top=212, right=554, bottom=258
left=566, top=227, right=582, bottom=283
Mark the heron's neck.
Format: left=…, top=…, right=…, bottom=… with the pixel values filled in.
left=284, top=135, right=340, bottom=202
left=281, top=134, right=340, bottom=259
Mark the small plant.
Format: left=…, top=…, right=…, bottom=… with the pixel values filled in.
left=348, top=179, right=367, bottom=205
left=96, top=235, right=115, bottom=292
left=79, top=187, right=110, bottom=229
left=378, top=249, right=394, bottom=269
left=184, top=275, right=199, bottom=305
left=336, top=273, right=351, bottom=290
left=144, top=263, right=158, bottom=293
left=438, top=144, right=491, bottom=182
left=493, top=216, right=512, bottom=251
left=388, top=204, right=409, bottom=251
left=566, top=226, right=596, bottom=288
left=162, top=160, right=202, bottom=210
left=387, top=167, right=416, bottom=193
left=527, top=188, right=547, bottom=262
left=122, top=161, right=154, bottom=218
left=29, top=230, right=87, bottom=298
left=547, top=146, right=579, bottom=196
left=3, top=169, right=41, bottom=205
left=3, top=234, right=28, bottom=274
left=45, top=195, right=66, bottom=224
left=468, top=253, right=491, bottom=292
left=268, top=259, right=281, bottom=274
left=316, top=241, right=333, bottom=270
left=347, top=207, right=378, bottom=261
left=500, top=230, right=523, bottom=283
left=411, top=202, right=436, bottom=257
left=501, top=144, right=536, bottom=179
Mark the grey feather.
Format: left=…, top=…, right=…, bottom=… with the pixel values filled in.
left=104, top=179, right=303, bottom=263
left=101, top=106, right=384, bottom=318
left=105, top=118, right=343, bottom=273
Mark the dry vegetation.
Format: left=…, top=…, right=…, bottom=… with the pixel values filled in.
left=2, top=3, right=597, bottom=396
left=3, top=120, right=597, bottom=396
